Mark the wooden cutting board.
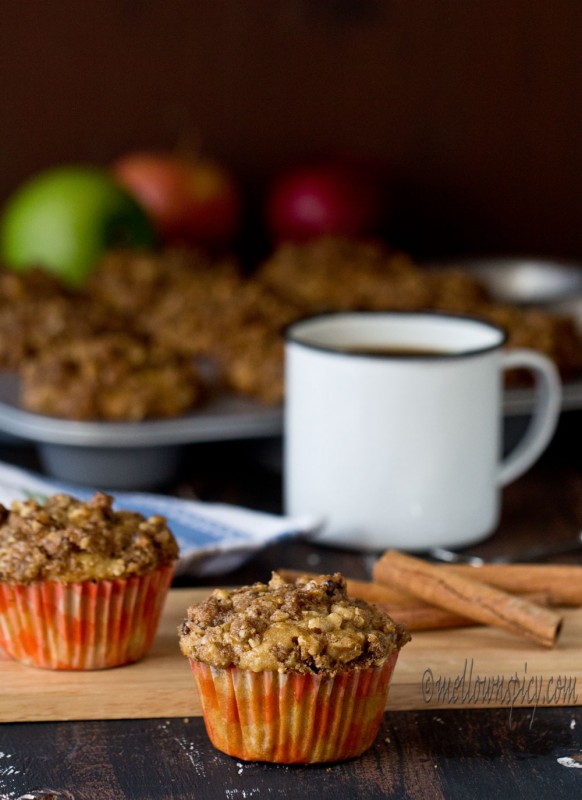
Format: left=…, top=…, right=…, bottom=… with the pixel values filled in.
left=1, top=588, right=581, bottom=722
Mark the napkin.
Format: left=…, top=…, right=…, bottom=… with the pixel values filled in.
left=0, top=461, right=322, bottom=577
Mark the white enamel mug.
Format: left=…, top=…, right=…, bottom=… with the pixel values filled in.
left=284, top=311, right=562, bottom=552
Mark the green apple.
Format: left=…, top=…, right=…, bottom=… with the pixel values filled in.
left=0, top=166, right=156, bottom=286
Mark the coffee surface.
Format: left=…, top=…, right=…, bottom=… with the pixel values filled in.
left=340, top=344, right=450, bottom=356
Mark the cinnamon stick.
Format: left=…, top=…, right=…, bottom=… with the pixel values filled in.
left=373, top=550, right=563, bottom=648
left=436, top=564, right=582, bottom=607
left=377, top=603, right=477, bottom=631
left=378, top=592, right=552, bottom=631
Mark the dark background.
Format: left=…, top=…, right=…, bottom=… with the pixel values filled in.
left=1, top=0, right=581, bottom=261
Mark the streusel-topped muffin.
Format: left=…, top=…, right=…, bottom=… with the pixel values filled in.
left=20, top=332, right=205, bottom=421
left=180, top=572, right=409, bottom=763
left=0, top=492, right=177, bottom=670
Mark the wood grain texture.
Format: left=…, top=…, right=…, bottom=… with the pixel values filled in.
left=2, top=423, right=582, bottom=797
left=2, top=588, right=581, bottom=723
left=1, top=708, right=582, bottom=800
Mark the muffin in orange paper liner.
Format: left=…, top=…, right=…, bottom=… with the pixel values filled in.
left=0, top=491, right=178, bottom=670
left=179, top=573, right=409, bottom=763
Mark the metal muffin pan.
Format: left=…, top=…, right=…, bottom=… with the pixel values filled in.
left=2, top=368, right=582, bottom=489
left=0, top=373, right=282, bottom=489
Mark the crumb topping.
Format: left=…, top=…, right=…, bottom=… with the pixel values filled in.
left=20, top=331, right=205, bottom=422
left=179, top=572, right=410, bottom=675
left=0, top=492, right=178, bottom=584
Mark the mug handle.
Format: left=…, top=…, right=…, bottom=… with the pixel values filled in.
left=498, top=349, right=562, bottom=486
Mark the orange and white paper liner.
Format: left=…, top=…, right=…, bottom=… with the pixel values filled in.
left=190, top=652, right=399, bottom=764
left=0, top=564, right=173, bottom=670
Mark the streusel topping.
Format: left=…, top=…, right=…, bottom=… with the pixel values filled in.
left=179, top=572, right=410, bottom=674
left=0, top=492, right=178, bottom=584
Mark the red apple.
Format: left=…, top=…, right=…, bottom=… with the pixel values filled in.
left=265, top=157, right=389, bottom=242
left=112, top=151, right=241, bottom=250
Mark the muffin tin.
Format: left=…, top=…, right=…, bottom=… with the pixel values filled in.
left=0, top=372, right=282, bottom=488
left=2, top=366, right=582, bottom=489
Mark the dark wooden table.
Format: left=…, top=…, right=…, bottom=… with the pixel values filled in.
left=2, top=412, right=582, bottom=799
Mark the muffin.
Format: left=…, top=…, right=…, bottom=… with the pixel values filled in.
left=19, top=331, right=206, bottom=422
left=179, top=572, right=410, bottom=763
left=0, top=492, right=178, bottom=669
